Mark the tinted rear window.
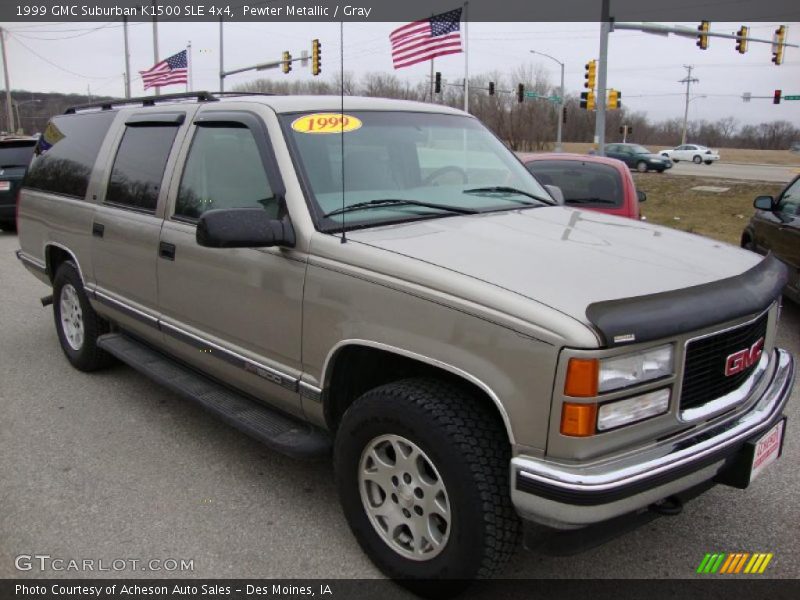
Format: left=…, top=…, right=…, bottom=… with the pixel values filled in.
left=0, top=142, right=36, bottom=168
left=106, top=125, right=178, bottom=212
left=24, top=112, right=116, bottom=199
left=526, top=160, right=623, bottom=208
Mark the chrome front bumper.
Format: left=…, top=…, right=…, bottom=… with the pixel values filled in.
left=511, top=348, right=795, bottom=529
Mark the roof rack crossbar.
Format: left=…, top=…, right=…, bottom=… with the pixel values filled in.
left=64, top=91, right=219, bottom=114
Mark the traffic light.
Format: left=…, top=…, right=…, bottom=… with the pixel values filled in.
left=608, top=89, right=621, bottom=110
left=697, top=20, right=710, bottom=50
left=735, top=26, right=749, bottom=54
left=488, top=81, right=495, bottom=96
left=772, top=25, right=786, bottom=65
left=774, top=89, right=782, bottom=104
left=311, top=39, right=321, bottom=76
left=579, top=91, right=595, bottom=111
left=584, top=60, right=596, bottom=89
left=434, top=72, right=442, bottom=94
left=517, top=84, right=524, bottom=103
left=282, top=51, right=292, bottom=74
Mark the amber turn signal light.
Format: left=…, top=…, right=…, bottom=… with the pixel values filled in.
left=564, top=357, right=599, bottom=397
left=560, top=402, right=597, bottom=437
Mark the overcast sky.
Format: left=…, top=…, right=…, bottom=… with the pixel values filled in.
left=1, top=20, right=798, bottom=126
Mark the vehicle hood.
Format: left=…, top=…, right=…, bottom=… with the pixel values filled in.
left=347, top=207, right=762, bottom=325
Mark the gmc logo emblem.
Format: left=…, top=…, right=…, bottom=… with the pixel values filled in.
left=724, top=338, right=764, bottom=376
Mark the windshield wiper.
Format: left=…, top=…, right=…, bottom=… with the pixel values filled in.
left=462, top=186, right=553, bottom=205
left=323, top=198, right=478, bottom=218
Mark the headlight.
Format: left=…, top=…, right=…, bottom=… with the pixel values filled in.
left=597, top=388, right=671, bottom=431
left=598, top=344, right=673, bottom=392
left=564, top=344, right=673, bottom=397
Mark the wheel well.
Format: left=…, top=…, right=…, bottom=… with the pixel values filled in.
left=323, top=345, right=510, bottom=442
left=45, top=246, right=75, bottom=283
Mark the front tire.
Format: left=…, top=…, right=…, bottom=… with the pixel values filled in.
left=636, top=161, right=648, bottom=173
left=53, top=261, right=115, bottom=371
left=334, top=379, right=519, bottom=590
left=0, top=220, right=16, bottom=232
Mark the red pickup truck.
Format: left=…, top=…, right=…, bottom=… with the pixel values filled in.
left=517, top=152, right=645, bottom=220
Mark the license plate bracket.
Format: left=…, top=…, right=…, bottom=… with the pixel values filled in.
left=714, top=418, right=786, bottom=489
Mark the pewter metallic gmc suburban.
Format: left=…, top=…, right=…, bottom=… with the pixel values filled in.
left=15, top=93, right=795, bottom=587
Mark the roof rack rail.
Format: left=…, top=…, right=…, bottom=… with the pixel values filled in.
left=64, top=91, right=219, bottom=114
left=207, top=91, right=275, bottom=97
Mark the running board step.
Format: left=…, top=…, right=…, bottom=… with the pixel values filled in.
left=97, top=333, right=331, bottom=459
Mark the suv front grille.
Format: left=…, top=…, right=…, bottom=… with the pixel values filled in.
left=680, top=312, right=768, bottom=411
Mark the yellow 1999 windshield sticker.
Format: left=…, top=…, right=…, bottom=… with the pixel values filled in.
left=291, top=113, right=362, bottom=134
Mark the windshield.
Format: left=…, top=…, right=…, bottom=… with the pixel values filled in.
left=526, top=160, right=623, bottom=208
left=281, top=111, right=551, bottom=231
left=629, top=145, right=651, bottom=154
left=0, top=141, right=36, bottom=169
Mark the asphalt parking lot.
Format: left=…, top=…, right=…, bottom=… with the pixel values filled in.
left=1, top=230, right=798, bottom=585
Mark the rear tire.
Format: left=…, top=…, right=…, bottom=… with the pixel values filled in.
left=693, top=155, right=702, bottom=164
left=636, top=161, right=648, bottom=173
left=53, top=260, right=115, bottom=371
left=334, top=378, right=519, bottom=593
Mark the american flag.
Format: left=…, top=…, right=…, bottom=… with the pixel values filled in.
left=139, top=50, right=188, bottom=90
left=390, top=8, right=463, bottom=70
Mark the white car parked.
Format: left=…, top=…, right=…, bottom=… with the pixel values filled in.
left=660, top=144, right=720, bottom=164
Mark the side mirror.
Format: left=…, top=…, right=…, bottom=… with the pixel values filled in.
left=637, top=190, right=647, bottom=203
left=753, top=196, right=774, bottom=211
left=544, top=184, right=565, bottom=205
left=196, top=208, right=295, bottom=248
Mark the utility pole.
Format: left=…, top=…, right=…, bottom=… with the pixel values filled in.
left=219, top=17, right=224, bottom=92
left=123, top=16, right=131, bottom=98
left=0, top=27, right=14, bottom=133
left=679, top=65, right=699, bottom=145
left=594, top=0, right=611, bottom=156
left=151, top=0, right=160, bottom=96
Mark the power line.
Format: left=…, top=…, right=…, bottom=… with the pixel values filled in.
left=7, top=32, right=120, bottom=80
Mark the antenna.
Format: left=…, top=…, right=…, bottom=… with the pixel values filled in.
left=340, top=20, right=346, bottom=243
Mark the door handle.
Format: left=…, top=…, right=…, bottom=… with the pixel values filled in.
left=92, top=222, right=104, bottom=238
left=159, top=241, right=176, bottom=261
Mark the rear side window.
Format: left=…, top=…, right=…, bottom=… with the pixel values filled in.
left=106, top=125, right=179, bottom=213
left=24, top=112, right=115, bottom=198
left=526, top=160, right=624, bottom=208
left=175, top=125, right=276, bottom=220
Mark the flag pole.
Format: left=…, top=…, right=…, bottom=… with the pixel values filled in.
left=151, top=0, right=160, bottom=96
left=463, top=1, right=469, bottom=112
left=429, top=12, right=435, bottom=104
left=430, top=57, right=434, bottom=103
left=186, top=41, right=192, bottom=92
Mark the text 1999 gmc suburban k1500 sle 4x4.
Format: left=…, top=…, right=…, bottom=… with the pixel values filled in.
left=15, top=92, right=795, bottom=590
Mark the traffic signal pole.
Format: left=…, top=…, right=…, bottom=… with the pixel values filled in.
left=594, top=0, right=611, bottom=156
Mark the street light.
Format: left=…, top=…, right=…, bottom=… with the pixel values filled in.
left=530, top=50, right=565, bottom=152
left=12, top=99, right=40, bottom=135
